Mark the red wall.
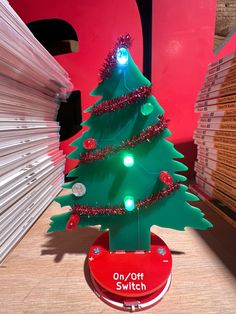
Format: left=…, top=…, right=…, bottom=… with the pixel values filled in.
left=152, top=0, right=216, bottom=177
left=10, top=0, right=236, bottom=178
left=152, top=0, right=236, bottom=177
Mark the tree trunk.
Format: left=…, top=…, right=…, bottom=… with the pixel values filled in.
left=108, top=210, right=151, bottom=251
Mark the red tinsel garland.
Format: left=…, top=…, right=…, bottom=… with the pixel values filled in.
left=72, top=182, right=180, bottom=217
left=99, top=33, right=132, bottom=82
left=79, top=115, right=168, bottom=163
left=91, top=85, right=152, bottom=115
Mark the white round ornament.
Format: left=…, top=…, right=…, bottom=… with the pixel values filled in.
left=72, top=183, right=86, bottom=197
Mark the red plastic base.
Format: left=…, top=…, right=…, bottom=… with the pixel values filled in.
left=88, top=232, right=172, bottom=311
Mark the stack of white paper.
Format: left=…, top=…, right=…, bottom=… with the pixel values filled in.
left=0, top=0, right=72, bottom=262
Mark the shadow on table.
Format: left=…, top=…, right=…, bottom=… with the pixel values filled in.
left=195, top=204, right=236, bottom=277
left=170, top=250, right=185, bottom=255
left=84, top=256, right=94, bottom=291
left=41, top=225, right=187, bottom=264
left=41, top=226, right=102, bottom=262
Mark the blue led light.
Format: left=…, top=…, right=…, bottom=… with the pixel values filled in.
left=116, top=47, right=128, bottom=65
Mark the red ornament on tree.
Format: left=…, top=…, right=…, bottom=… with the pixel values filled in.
left=83, top=138, right=97, bottom=150
left=159, top=171, right=173, bottom=185
left=66, top=213, right=80, bottom=231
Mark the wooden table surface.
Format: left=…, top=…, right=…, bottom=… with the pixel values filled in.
left=0, top=196, right=235, bottom=314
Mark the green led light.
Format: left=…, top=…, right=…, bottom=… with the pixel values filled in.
left=123, top=155, right=134, bottom=167
left=141, top=102, right=154, bottom=116
left=124, top=196, right=135, bottom=211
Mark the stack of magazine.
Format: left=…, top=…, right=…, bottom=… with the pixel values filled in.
left=190, top=52, right=236, bottom=228
left=0, top=0, right=72, bottom=262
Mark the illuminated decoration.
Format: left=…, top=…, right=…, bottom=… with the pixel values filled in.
left=159, top=171, right=173, bottom=185
left=83, top=138, right=97, bottom=150
left=124, top=196, right=135, bottom=211
left=141, top=102, right=154, bottom=116
left=123, top=155, right=134, bottom=167
left=99, top=33, right=132, bottom=82
left=116, top=47, right=128, bottom=65
left=50, top=34, right=212, bottom=257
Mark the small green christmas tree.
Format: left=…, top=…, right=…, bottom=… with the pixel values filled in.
left=49, top=34, right=212, bottom=251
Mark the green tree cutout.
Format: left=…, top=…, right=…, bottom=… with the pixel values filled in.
left=49, top=35, right=212, bottom=251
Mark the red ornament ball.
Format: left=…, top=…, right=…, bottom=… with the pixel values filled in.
left=83, top=138, right=97, bottom=150
left=159, top=171, right=173, bottom=185
left=66, top=213, right=80, bottom=231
